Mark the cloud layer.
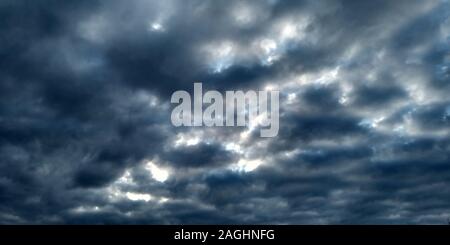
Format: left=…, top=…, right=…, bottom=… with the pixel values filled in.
left=0, top=0, right=450, bottom=224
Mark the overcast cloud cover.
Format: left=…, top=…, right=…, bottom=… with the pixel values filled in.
left=1, top=0, right=450, bottom=224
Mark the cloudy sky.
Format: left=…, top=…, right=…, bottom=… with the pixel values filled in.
left=1, top=0, right=450, bottom=224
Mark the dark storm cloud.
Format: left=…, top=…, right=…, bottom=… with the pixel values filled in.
left=162, top=143, right=237, bottom=168
left=299, top=84, right=343, bottom=111
left=281, top=112, right=367, bottom=142
left=351, top=83, right=407, bottom=108
left=1, top=0, right=450, bottom=224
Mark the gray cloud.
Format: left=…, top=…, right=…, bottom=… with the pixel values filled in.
left=0, top=0, right=450, bottom=224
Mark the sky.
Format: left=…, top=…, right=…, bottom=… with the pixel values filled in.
left=0, top=0, right=450, bottom=224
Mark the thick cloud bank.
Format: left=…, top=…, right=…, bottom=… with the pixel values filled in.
left=0, top=0, right=450, bottom=224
